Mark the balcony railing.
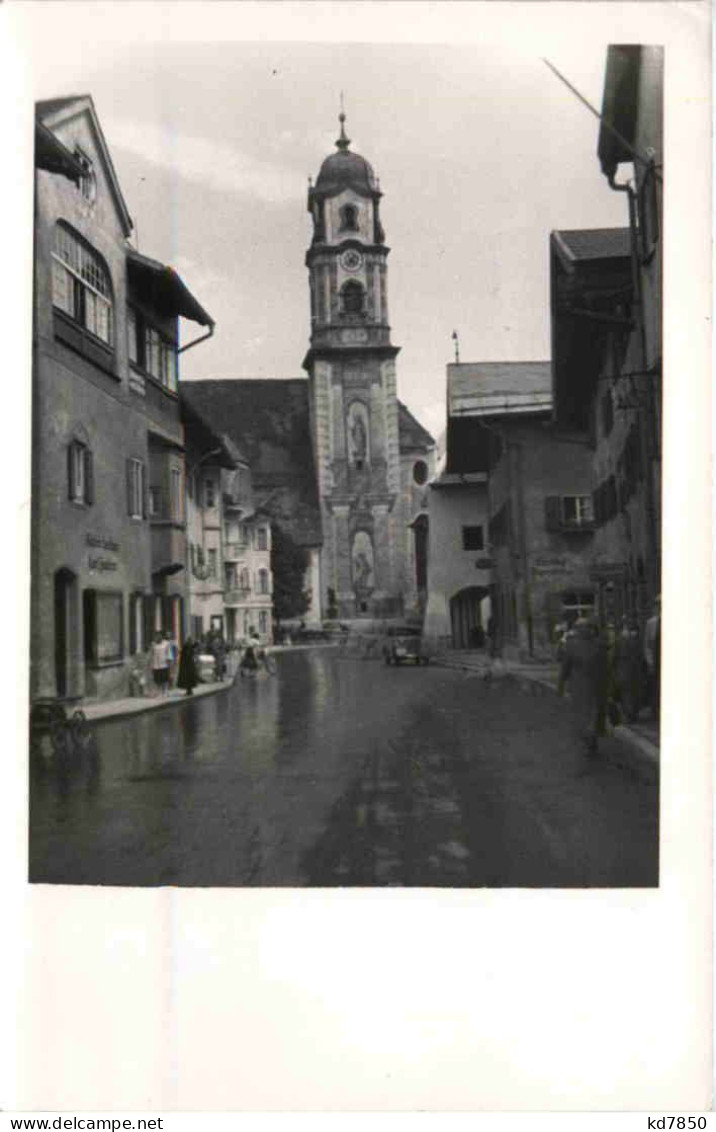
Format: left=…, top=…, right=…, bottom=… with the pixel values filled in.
left=224, top=541, right=248, bottom=560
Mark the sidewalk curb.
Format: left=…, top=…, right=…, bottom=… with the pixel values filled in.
left=79, top=671, right=238, bottom=725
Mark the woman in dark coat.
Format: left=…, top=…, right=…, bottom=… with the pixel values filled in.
left=558, top=617, right=609, bottom=755
left=177, top=637, right=199, bottom=695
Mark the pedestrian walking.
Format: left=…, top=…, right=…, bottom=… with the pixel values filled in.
left=558, top=617, right=609, bottom=756
left=613, top=616, right=645, bottom=723
left=177, top=637, right=200, bottom=696
left=644, top=595, right=661, bottom=721
left=165, top=631, right=179, bottom=688
left=150, top=632, right=171, bottom=697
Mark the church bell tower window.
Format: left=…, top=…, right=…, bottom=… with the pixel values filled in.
left=339, top=203, right=359, bottom=232
left=340, top=279, right=365, bottom=318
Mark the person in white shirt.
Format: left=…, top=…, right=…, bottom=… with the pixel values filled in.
left=150, top=632, right=171, bottom=696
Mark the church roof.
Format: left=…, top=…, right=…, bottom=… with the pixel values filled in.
left=397, top=401, right=435, bottom=450
left=181, top=378, right=435, bottom=546
left=180, top=379, right=323, bottom=548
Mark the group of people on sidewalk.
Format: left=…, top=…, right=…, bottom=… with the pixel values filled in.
left=137, top=630, right=231, bottom=699
left=557, top=597, right=661, bottom=757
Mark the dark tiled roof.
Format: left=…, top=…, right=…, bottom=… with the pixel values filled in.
left=398, top=401, right=435, bottom=450
left=449, top=362, right=552, bottom=414
left=551, top=228, right=631, bottom=266
left=181, top=379, right=323, bottom=547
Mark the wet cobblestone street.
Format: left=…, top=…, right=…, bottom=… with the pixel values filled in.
left=30, top=649, right=658, bottom=887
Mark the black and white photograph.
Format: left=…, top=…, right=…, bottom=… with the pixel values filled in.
left=27, top=34, right=663, bottom=890
left=3, top=0, right=711, bottom=1115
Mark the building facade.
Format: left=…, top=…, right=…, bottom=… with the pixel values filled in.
left=551, top=48, right=662, bottom=630
left=32, top=96, right=212, bottom=703
left=304, top=114, right=435, bottom=620
left=426, top=362, right=595, bottom=657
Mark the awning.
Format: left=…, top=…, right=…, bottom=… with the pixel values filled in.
left=127, top=249, right=214, bottom=326
left=152, top=562, right=185, bottom=578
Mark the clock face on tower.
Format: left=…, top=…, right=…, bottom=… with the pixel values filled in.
left=340, top=248, right=363, bottom=273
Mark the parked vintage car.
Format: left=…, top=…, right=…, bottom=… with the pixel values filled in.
left=382, top=626, right=431, bottom=666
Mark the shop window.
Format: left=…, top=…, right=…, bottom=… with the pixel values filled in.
left=67, top=440, right=94, bottom=506
left=52, top=223, right=113, bottom=346
left=462, top=525, right=484, bottom=551
left=127, top=306, right=178, bottom=393
left=83, top=589, right=123, bottom=666
left=126, top=458, right=146, bottom=520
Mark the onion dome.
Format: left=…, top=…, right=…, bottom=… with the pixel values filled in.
left=312, top=112, right=380, bottom=199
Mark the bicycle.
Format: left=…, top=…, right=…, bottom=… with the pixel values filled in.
left=239, top=644, right=277, bottom=676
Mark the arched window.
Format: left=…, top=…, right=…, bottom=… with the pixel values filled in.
left=52, top=223, right=113, bottom=345
left=339, top=203, right=358, bottom=231
left=340, top=280, right=365, bottom=317
left=413, top=460, right=429, bottom=486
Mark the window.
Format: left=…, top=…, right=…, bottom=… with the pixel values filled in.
left=258, top=568, right=270, bottom=595
left=148, top=486, right=161, bottom=517
left=74, top=147, right=96, bottom=203
left=53, top=224, right=113, bottom=345
left=240, top=567, right=251, bottom=593
left=339, top=203, right=359, bottom=231
left=225, top=564, right=238, bottom=589
left=257, top=527, right=268, bottom=551
left=340, top=280, right=365, bottom=316
left=258, top=611, right=268, bottom=635
left=413, top=460, right=428, bottom=486
left=126, top=459, right=146, bottom=519
left=561, top=495, right=594, bottom=528
left=127, top=306, right=178, bottom=393
left=462, top=525, right=484, bottom=551
left=601, top=389, right=614, bottom=437
left=170, top=467, right=183, bottom=522
left=83, top=590, right=123, bottom=665
left=562, top=591, right=595, bottom=622
left=205, top=479, right=215, bottom=509
left=67, top=440, right=93, bottom=505
left=545, top=495, right=594, bottom=531
left=207, top=549, right=217, bottom=579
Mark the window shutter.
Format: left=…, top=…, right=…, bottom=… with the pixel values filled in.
left=126, top=460, right=134, bottom=515
left=67, top=443, right=75, bottom=501
left=84, top=449, right=94, bottom=505
left=544, top=496, right=562, bottom=532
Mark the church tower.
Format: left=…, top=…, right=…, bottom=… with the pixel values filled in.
left=304, top=113, right=405, bottom=620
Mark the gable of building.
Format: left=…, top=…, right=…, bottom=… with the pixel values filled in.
left=36, top=94, right=133, bottom=237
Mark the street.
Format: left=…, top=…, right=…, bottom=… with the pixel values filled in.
left=29, top=649, right=658, bottom=887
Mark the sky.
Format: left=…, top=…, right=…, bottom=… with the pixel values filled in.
left=13, top=5, right=637, bottom=442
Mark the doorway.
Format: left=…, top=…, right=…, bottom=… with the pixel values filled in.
left=54, top=568, right=78, bottom=698
left=450, top=586, right=490, bottom=649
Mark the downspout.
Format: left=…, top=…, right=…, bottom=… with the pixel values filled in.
left=178, top=322, right=215, bottom=355
left=607, top=171, right=659, bottom=610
